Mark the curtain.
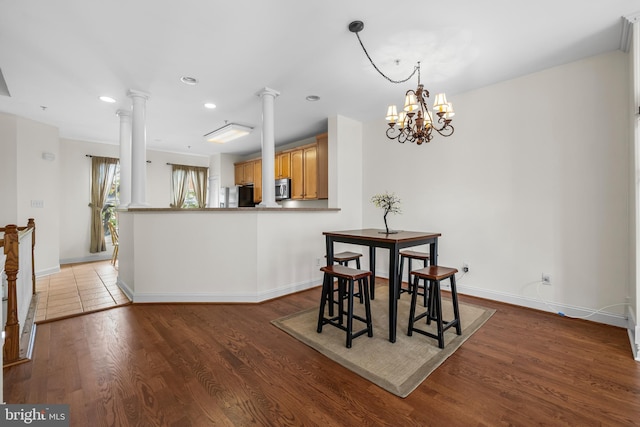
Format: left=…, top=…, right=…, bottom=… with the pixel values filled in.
left=170, top=165, right=189, bottom=208
left=191, top=166, right=209, bottom=208
left=89, top=156, right=118, bottom=253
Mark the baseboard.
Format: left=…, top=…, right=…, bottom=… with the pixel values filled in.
left=59, top=253, right=111, bottom=265
left=627, top=306, right=639, bottom=361
left=35, top=265, right=60, bottom=278
left=454, top=283, right=628, bottom=328
left=117, top=278, right=322, bottom=304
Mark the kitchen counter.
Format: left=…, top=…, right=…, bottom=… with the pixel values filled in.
left=125, top=207, right=340, bottom=212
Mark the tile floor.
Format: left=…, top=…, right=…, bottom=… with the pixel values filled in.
left=35, top=260, right=130, bottom=322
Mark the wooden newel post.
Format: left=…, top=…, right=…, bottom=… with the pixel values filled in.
left=28, top=218, right=36, bottom=294
left=3, top=224, right=20, bottom=363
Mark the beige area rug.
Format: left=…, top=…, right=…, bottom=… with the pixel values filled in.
left=272, top=288, right=495, bottom=397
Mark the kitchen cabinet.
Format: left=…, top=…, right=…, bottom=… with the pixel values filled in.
left=235, top=159, right=261, bottom=203
left=275, top=151, right=291, bottom=179
left=234, top=160, right=256, bottom=185
left=290, top=143, right=317, bottom=200
left=253, top=159, right=262, bottom=203
left=316, top=132, right=328, bottom=199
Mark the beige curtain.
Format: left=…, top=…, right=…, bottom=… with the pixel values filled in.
left=170, top=165, right=189, bottom=208
left=89, top=156, right=118, bottom=253
left=191, top=166, right=209, bottom=208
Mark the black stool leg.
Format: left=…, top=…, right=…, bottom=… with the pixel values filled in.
left=317, top=273, right=330, bottom=333
left=362, top=277, right=373, bottom=337
left=397, top=255, right=405, bottom=299
left=450, top=275, right=462, bottom=335
left=346, top=278, right=355, bottom=348
left=433, top=281, right=444, bottom=348
left=407, top=275, right=420, bottom=336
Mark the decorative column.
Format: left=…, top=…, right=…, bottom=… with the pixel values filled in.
left=257, top=87, right=280, bottom=207
left=127, top=90, right=150, bottom=207
left=116, top=109, right=132, bottom=208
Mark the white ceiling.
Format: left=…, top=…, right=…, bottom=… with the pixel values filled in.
left=0, top=1, right=637, bottom=157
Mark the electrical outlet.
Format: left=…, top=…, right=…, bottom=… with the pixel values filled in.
left=462, top=262, right=469, bottom=273
left=315, top=257, right=321, bottom=266
left=542, top=273, right=551, bottom=285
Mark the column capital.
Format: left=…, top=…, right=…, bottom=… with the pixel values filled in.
left=256, top=87, right=280, bottom=98
left=116, top=109, right=131, bottom=118
left=127, top=89, right=150, bottom=100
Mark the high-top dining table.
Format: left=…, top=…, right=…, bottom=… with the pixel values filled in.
left=323, top=228, right=441, bottom=343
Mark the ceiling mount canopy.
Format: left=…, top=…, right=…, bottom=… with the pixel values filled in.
left=349, top=20, right=455, bottom=145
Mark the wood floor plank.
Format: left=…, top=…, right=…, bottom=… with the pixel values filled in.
left=4, top=282, right=640, bottom=426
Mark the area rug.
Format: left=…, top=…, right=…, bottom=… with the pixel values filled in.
left=271, top=289, right=495, bottom=397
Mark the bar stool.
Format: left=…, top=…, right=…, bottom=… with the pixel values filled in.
left=398, top=250, right=429, bottom=304
left=317, top=264, right=373, bottom=348
left=407, top=265, right=461, bottom=349
left=326, top=251, right=364, bottom=309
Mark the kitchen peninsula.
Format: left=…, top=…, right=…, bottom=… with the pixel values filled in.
left=116, top=117, right=365, bottom=305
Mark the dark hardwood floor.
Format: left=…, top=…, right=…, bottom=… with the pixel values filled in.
left=4, top=281, right=640, bottom=426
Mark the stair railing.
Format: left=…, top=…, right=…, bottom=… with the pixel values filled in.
left=1, top=218, right=36, bottom=364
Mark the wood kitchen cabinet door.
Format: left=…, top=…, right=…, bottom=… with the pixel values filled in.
left=290, top=149, right=304, bottom=199
left=234, top=163, right=244, bottom=185
left=253, top=159, right=262, bottom=203
left=243, top=162, right=254, bottom=184
left=302, top=145, right=317, bottom=199
left=275, top=151, right=291, bottom=179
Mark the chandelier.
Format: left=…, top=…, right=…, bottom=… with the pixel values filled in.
left=349, top=21, right=455, bottom=145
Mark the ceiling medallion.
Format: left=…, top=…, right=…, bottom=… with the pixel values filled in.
left=349, top=20, right=455, bottom=145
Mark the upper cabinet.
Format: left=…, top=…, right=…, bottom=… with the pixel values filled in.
left=234, top=159, right=262, bottom=203
left=290, top=135, right=327, bottom=201
left=235, top=160, right=255, bottom=185
left=316, top=132, right=328, bottom=200
left=290, top=146, right=310, bottom=199
left=235, top=132, right=328, bottom=202
left=275, top=151, right=291, bottom=179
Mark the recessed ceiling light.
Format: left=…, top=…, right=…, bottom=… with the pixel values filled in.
left=306, top=95, right=320, bottom=102
left=180, top=76, right=198, bottom=85
left=204, top=103, right=216, bottom=109
left=99, top=96, right=116, bottom=103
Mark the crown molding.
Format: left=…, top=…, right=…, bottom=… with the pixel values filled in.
left=621, top=12, right=640, bottom=52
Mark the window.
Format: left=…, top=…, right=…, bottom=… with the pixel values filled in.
left=170, top=164, right=208, bottom=208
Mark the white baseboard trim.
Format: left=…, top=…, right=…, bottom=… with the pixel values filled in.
left=36, top=265, right=61, bottom=278
left=117, top=278, right=322, bottom=304
left=116, top=278, right=134, bottom=302
left=59, top=254, right=111, bottom=265
left=627, top=306, right=639, bottom=361
left=454, top=283, right=628, bottom=328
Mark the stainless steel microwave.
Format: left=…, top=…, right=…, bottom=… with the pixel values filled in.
left=275, top=178, right=291, bottom=200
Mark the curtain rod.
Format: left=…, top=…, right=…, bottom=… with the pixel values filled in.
left=86, top=155, right=151, bottom=163
left=166, top=162, right=207, bottom=168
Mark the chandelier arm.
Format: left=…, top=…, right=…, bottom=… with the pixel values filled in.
left=354, top=32, right=418, bottom=84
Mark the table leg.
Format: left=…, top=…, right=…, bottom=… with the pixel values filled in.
left=430, top=239, right=438, bottom=266
left=388, top=245, right=399, bottom=343
left=369, top=246, right=376, bottom=300
left=325, top=236, right=334, bottom=266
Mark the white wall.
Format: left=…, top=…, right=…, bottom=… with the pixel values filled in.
left=0, top=113, right=17, bottom=224
left=58, top=138, right=209, bottom=264
left=363, top=50, right=631, bottom=326
left=16, top=117, right=59, bottom=274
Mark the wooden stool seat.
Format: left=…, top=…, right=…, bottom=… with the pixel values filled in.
left=330, top=251, right=363, bottom=264
left=326, top=252, right=364, bottom=304
left=407, top=265, right=461, bottom=349
left=317, top=265, right=373, bottom=348
left=398, top=250, right=430, bottom=302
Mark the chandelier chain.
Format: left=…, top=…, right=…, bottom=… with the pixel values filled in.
left=354, top=32, right=418, bottom=84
